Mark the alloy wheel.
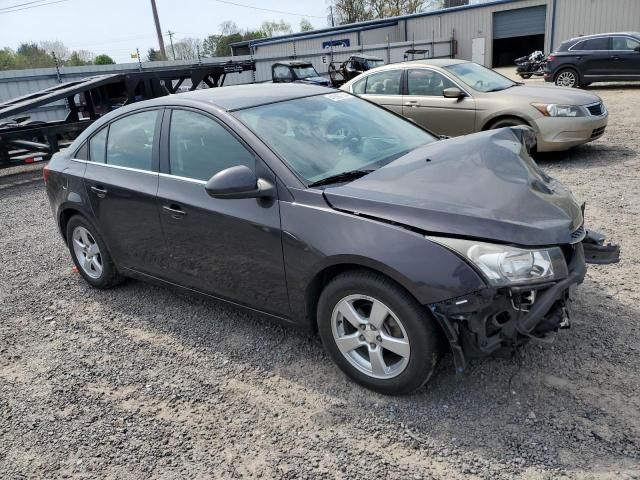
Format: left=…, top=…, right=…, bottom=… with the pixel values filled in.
left=72, top=226, right=103, bottom=279
left=556, top=71, right=577, bottom=87
left=331, top=294, right=410, bottom=379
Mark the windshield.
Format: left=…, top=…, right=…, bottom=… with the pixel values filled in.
left=363, top=59, right=384, bottom=69
left=233, top=92, right=436, bottom=184
left=445, top=62, right=516, bottom=92
left=293, top=66, right=319, bottom=79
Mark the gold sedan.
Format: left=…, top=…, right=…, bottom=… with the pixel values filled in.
left=340, top=59, right=608, bottom=152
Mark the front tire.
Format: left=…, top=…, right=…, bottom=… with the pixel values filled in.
left=66, top=215, right=123, bottom=289
left=317, top=270, right=442, bottom=395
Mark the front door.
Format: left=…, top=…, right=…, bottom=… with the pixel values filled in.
left=156, top=108, right=289, bottom=316
left=402, top=68, right=476, bottom=137
left=83, top=109, right=165, bottom=275
left=611, top=36, right=640, bottom=77
left=357, top=69, right=404, bottom=115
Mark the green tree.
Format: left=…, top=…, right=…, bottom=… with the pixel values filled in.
left=260, top=20, right=292, bottom=37
left=299, top=18, right=314, bottom=32
left=67, top=50, right=94, bottom=66
left=15, top=43, right=55, bottom=69
left=94, top=54, right=115, bottom=65
left=147, top=48, right=162, bottom=61
left=0, top=48, right=17, bottom=70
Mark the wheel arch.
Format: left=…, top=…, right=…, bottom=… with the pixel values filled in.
left=57, top=202, right=94, bottom=242
left=303, top=258, right=426, bottom=332
left=482, top=114, right=533, bottom=131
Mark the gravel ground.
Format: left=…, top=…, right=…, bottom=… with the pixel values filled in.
left=1, top=81, right=639, bottom=479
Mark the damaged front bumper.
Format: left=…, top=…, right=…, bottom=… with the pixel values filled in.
left=430, top=231, right=620, bottom=373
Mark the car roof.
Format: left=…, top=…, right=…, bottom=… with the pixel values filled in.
left=372, top=58, right=469, bottom=71
left=164, top=83, right=334, bottom=111
left=564, top=31, right=640, bottom=43
left=273, top=60, right=313, bottom=66
left=350, top=54, right=383, bottom=60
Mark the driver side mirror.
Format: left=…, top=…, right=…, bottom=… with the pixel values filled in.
left=205, top=165, right=274, bottom=200
left=635, top=45, right=640, bottom=52
left=443, top=87, right=465, bottom=100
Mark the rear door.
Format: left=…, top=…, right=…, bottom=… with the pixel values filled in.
left=611, top=36, right=640, bottom=77
left=156, top=108, right=289, bottom=315
left=576, top=36, right=612, bottom=78
left=355, top=69, right=404, bottom=115
left=83, top=108, right=165, bottom=275
left=402, top=68, right=475, bottom=136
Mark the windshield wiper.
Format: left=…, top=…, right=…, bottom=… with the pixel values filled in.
left=487, top=84, right=516, bottom=92
left=308, top=169, right=374, bottom=188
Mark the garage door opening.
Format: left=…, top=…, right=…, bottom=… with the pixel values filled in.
left=493, top=34, right=545, bottom=67
left=492, top=5, right=546, bottom=67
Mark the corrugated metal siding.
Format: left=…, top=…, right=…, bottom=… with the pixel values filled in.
left=552, top=0, right=640, bottom=50
left=360, top=24, right=405, bottom=45
left=493, top=5, right=546, bottom=38
left=406, top=0, right=548, bottom=65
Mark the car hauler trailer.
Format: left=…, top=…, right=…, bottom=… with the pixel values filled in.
left=0, top=60, right=255, bottom=169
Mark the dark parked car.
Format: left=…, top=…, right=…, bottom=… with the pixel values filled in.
left=545, top=32, right=640, bottom=87
left=271, top=61, right=331, bottom=87
left=44, top=84, right=619, bottom=395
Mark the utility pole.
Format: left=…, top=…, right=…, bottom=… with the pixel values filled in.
left=150, top=0, right=167, bottom=59
left=167, top=30, right=176, bottom=60
left=329, top=6, right=335, bottom=27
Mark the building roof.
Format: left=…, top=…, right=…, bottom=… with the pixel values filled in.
left=230, top=0, right=529, bottom=50
left=174, top=83, right=333, bottom=111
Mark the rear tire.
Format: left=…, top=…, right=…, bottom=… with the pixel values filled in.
left=317, top=270, right=442, bottom=395
left=554, top=68, right=580, bottom=88
left=66, top=215, right=123, bottom=289
left=519, top=73, right=532, bottom=79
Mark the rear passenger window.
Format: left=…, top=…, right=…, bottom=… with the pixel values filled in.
left=364, top=70, right=402, bottom=95
left=89, top=128, right=107, bottom=163
left=168, top=110, right=255, bottom=181
left=571, top=40, right=586, bottom=50
left=583, top=37, right=609, bottom=50
left=106, top=110, right=157, bottom=171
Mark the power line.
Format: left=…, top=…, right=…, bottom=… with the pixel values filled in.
left=212, top=0, right=324, bottom=18
left=0, top=0, right=56, bottom=10
left=0, top=0, right=67, bottom=14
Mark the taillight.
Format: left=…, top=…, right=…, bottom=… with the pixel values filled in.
left=43, top=164, right=50, bottom=184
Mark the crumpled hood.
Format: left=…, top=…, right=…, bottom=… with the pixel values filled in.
left=498, top=84, right=601, bottom=105
left=323, top=127, right=584, bottom=246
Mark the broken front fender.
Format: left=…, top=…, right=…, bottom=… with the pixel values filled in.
left=582, top=229, right=621, bottom=265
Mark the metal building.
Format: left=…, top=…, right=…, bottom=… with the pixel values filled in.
left=230, top=0, right=640, bottom=67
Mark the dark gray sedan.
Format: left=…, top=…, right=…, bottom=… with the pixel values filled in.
left=44, top=83, right=618, bottom=395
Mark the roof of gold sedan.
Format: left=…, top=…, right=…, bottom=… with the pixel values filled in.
left=374, top=58, right=470, bottom=70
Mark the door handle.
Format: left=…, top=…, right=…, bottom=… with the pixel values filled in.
left=163, top=204, right=186, bottom=219
left=90, top=185, right=107, bottom=197
left=611, top=55, right=621, bottom=60
left=404, top=100, right=419, bottom=107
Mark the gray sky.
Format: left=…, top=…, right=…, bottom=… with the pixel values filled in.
left=0, top=0, right=330, bottom=62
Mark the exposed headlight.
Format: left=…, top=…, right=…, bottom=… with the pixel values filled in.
left=532, top=103, right=586, bottom=117
left=427, top=237, right=568, bottom=287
